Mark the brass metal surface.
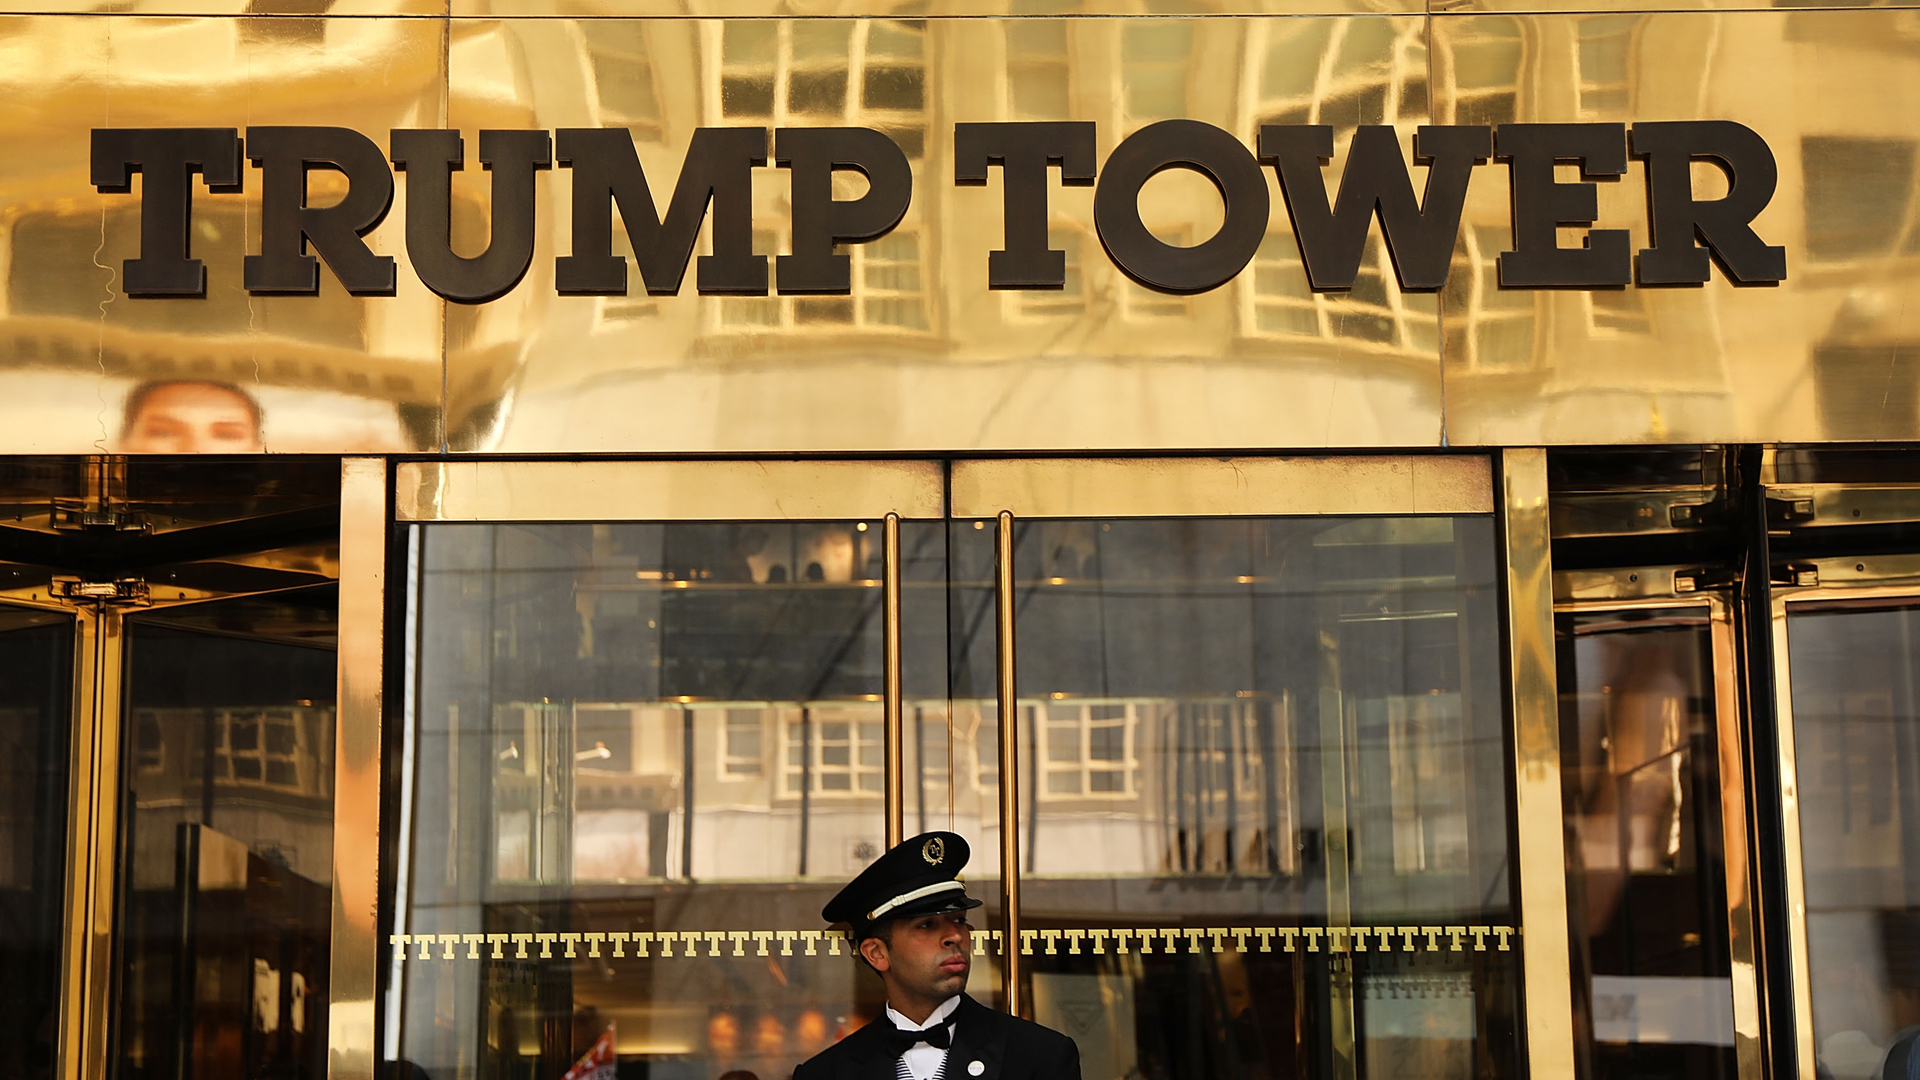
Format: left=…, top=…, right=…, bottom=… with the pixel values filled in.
left=328, top=458, right=387, bottom=1080
left=1, top=13, right=1917, bottom=449
left=1711, top=595, right=1765, bottom=1080
left=450, top=0, right=1420, bottom=15
left=1554, top=565, right=1707, bottom=602
left=994, top=509, right=1022, bottom=1019
left=1768, top=587, right=1818, bottom=1080
left=0, top=16, right=446, bottom=456
left=950, top=455, right=1493, bottom=519
left=444, top=16, right=1443, bottom=453
left=57, top=608, right=122, bottom=1080
left=0, top=1, right=446, bottom=13
left=1435, top=10, right=1920, bottom=446
left=1499, top=448, right=1577, bottom=1080
left=883, top=511, right=903, bottom=849
left=395, top=459, right=945, bottom=521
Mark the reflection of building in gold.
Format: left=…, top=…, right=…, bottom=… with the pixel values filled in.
left=1438, top=12, right=1920, bottom=445
left=2, top=14, right=1912, bottom=452
left=0, top=18, right=444, bottom=453
left=445, top=17, right=1450, bottom=452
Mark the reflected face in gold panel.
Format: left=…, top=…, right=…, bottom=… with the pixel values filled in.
left=118, top=380, right=264, bottom=453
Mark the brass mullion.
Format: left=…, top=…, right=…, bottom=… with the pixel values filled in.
left=328, top=457, right=389, bottom=1080
left=884, top=512, right=904, bottom=849
left=1769, top=592, right=1818, bottom=1080
left=58, top=606, right=123, bottom=1080
left=1499, top=448, right=1578, bottom=1080
left=995, top=510, right=1024, bottom=1018
left=1709, top=597, right=1767, bottom=1080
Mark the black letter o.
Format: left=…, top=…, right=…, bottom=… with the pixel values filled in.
left=1093, top=120, right=1269, bottom=295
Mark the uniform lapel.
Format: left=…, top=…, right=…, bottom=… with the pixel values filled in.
left=942, top=994, right=1008, bottom=1080
left=836, top=1016, right=904, bottom=1080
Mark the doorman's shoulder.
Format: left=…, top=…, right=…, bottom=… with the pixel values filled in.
left=793, top=1021, right=891, bottom=1080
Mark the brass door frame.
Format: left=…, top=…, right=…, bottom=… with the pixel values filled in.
left=379, top=453, right=1544, bottom=1073
left=1767, top=555, right=1920, bottom=1080
left=58, top=607, right=124, bottom=1080
left=27, top=460, right=352, bottom=1080
left=1552, top=582, right=1765, bottom=1080
left=332, top=458, right=389, bottom=1080
left=1501, top=448, right=1579, bottom=1080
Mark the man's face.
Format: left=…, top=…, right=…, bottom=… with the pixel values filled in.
left=862, top=911, right=972, bottom=1008
left=121, top=382, right=262, bottom=453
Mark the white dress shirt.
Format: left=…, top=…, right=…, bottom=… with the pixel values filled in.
left=884, top=994, right=961, bottom=1080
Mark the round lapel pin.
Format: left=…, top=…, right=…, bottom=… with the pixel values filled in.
left=968, top=1061, right=985, bottom=1076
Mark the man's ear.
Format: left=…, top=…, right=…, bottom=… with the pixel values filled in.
left=858, top=934, right=890, bottom=973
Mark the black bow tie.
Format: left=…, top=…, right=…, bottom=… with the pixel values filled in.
left=886, top=1019, right=951, bottom=1054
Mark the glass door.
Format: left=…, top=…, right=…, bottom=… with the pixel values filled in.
left=1552, top=578, right=1759, bottom=1080
left=387, top=461, right=954, bottom=1080
left=949, top=457, right=1522, bottom=1080
left=111, top=590, right=340, bottom=1080
left=1775, top=564, right=1920, bottom=1080
left=0, top=604, right=75, bottom=1080
left=0, top=455, right=343, bottom=1080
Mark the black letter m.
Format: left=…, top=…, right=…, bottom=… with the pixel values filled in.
left=557, top=127, right=767, bottom=295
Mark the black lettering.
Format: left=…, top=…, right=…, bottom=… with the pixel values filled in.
left=391, top=129, right=551, bottom=304
left=775, top=128, right=912, bottom=294
left=953, top=121, right=1097, bottom=289
left=556, top=127, right=766, bottom=296
left=244, top=126, right=396, bottom=296
left=1261, top=124, right=1488, bottom=292
left=1495, top=123, right=1630, bottom=288
left=1094, top=119, right=1268, bottom=295
left=90, top=128, right=243, bottom=298
left=1633, top=120, right=1785, bottom=285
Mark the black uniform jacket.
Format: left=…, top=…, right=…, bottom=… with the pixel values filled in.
left=792, top=993, right=1081, bottom=1080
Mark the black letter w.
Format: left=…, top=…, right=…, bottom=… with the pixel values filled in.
left=1260, top=125, right=1489, bottom=291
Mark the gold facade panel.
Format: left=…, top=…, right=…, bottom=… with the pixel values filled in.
left=1498, top=448, right=1579, bottom=1080
left=949, top=453, right=1493, bottom=518
left=1434, top=0, right=1919, bottom=12
left=448, top=0, right=1419, bottom=16
left=396, top=458, right=946, bottom=520
left=0, top=16, right=447, bottom=455
left=443, top=17, right=1444, bottom=453
left=0, top=11, right=1912, bottom=450
left=1436, top=10, right=1920, bottom=445
left=0, top=1, right=443, bottom=13
left=329, top=458, right=387, bottom=1080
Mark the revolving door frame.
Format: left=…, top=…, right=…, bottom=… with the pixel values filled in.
left=1551, top=578, right=1765, bottom=1080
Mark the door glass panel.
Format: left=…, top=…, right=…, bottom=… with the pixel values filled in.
left=112, top=590, right=339, bottom=1080
left=906, top=519, right=1002, bottom=994
left=1556, top=608, right=1737, bottom=1080
left=1787, top=601, right=1920, bottom=1080
left=993, top=515, right=1518, bottom=1080
left=394, top=520, right=949, bottom=1080
left=0, top=607, right=73, bottom=1080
